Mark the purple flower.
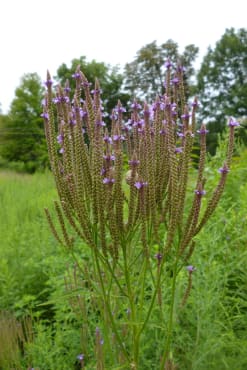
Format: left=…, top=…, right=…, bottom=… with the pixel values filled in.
left=191, top=99, right=199, bottom=108
left=171, top=77, right=179, bottom=85
left=64, top=86, right=71, bottom=93
left=228, top=118, right=240, bottom=127
left=181, top=113, right=191, bottom=120
left=103, top=135, right=113, bottom=144
left=218, top=165, right=230, bottom=174
left=57, top=134, right=63, bottom=145
left=175, top=147, right=183, bottom=154
left=194, top=189, right=206, bottom=196
left=159, top=129, right=166, bottom=135
left=134, top=181, right=148, bottom=190
left=131, top=101, right=142, bottom=110
left=177, top=132, right=185, bottom=138
left=72, top=72, right=81, bottom=79
left=77, top=354, right=84, bottom=361
left=186, top=265, right=196, bottom=272
left=164, top=59, right=172, bottom=69
left=115, top=105, right=126, bottom=113
left=197, top=128, right=209, bottom=134
left=103, top=177, right=115, bottom=184
left=41, top=112, right=49, bottom=120
left=96, top=120, right=106, bottom=127
left=59, top=147, right=64, bottom=154
left=44, top=79, right=53, bottom=87
left=91, top=88, right=102, bottom=94
left=52, top=97, right=61, bottom=104
left=103, top=154, right=115, bottom=161
left=113, top=134, right=125, bottom=142
left=155, top=252, right=162, bottom=261
left=128, top=159, right=140, bottom=166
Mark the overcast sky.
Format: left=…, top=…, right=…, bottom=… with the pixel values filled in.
left=0, top=0, right=246, bottom=113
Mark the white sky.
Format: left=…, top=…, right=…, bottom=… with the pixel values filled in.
left=0, top=0, right=246, bottom=113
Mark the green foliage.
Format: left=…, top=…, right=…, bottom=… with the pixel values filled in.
left=196, top=28, right=247, bottom=154
left=0, top=73, right=48, bottom=173
left=124, top=40, right=199, bottom=101
left=0, top=171, right=58, bottom=318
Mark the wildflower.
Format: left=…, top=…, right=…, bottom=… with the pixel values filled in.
left=177, top=132, right=185, bottom=138
left=228, top=117, right=240, bottom=127
left=59, top=147, right=64, bottom=154
left=113, top=134, right=125, bottom=142
left=181, top=113, right=191, bottom=119
left=103, top=135, right=113, bottom=144
left=218, top=165, right=230, bottom=174
left=64, top=86, right=71, bottom=93
left=103, top=154, right=115, bottom=161
left=171, top=77, right=179, bottom=85
left=197, top=127, right=209, bottom=134
left=77, top=354, right=84, bottom=361
left=44, top=79, right=53, bottom=87
left=186, top=265, right=196, bottom=272
left=57, top=134, right=63, bottom=145
left=164, top=59, right=172, bottom=69
left=134, top=181, right=148, bottom=190
left=72, top=72, right=81, bottom=79
left=175, top=147, right=183, bottom=154
left=128, top=159, right=140, bottom=166
left=154, top=252, right=162, bottom=261
left=41, top=112, right=49, bottom=120
left=96, top=120, right=106, bottom=127
left=103, top=177, right=115, bottom=184
left=131, top=101, right=142, bottom=110
left=194, top=189, right=206, bottom=196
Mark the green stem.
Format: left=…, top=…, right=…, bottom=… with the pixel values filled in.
left=122, top=246, right=139, bottom=367
left=160, top=258, right=179, bottom=370
left=93, top=247, right=131, bottom=364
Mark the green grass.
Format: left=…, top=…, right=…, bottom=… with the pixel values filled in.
left=0, top=149, right=247, bottom=369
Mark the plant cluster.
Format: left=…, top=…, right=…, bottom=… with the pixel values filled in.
left=42, top=61, right=238, bottom=369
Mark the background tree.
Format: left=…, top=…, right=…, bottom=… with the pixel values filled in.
left=123, top=40, right=199, bottom=101
left=56, top=57, right=130, bottom=114
left=196, top=28, right=247, bottom=154
left=0, top=73, right=47, bottom=172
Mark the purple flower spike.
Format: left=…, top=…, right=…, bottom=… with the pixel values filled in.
left=134, top=181, right=148, bottom=190
left=228, top=118, right=240, bottom=127
left=175, top=147, right=183, bottom=154
left=186, top=265, right=196, bottom=272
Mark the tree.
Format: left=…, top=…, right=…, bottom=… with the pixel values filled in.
left=56, top=57, right=130, bottom=115
left=123, top=40, right=199, bottom=101
left=196, top=28, right=247, bottom=154
left=0, top=73, right=47, bottom=172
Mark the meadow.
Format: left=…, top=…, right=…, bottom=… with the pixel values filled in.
left=0, top=144, right=247, bottom=369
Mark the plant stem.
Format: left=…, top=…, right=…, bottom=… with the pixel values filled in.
left=160, top=258, right=179, bottom=369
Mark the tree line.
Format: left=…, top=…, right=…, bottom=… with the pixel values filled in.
left=0, top=28, right=246, bottom=172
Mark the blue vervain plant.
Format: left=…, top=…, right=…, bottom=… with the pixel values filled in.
left=42, top=62, right=238, bottom=369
